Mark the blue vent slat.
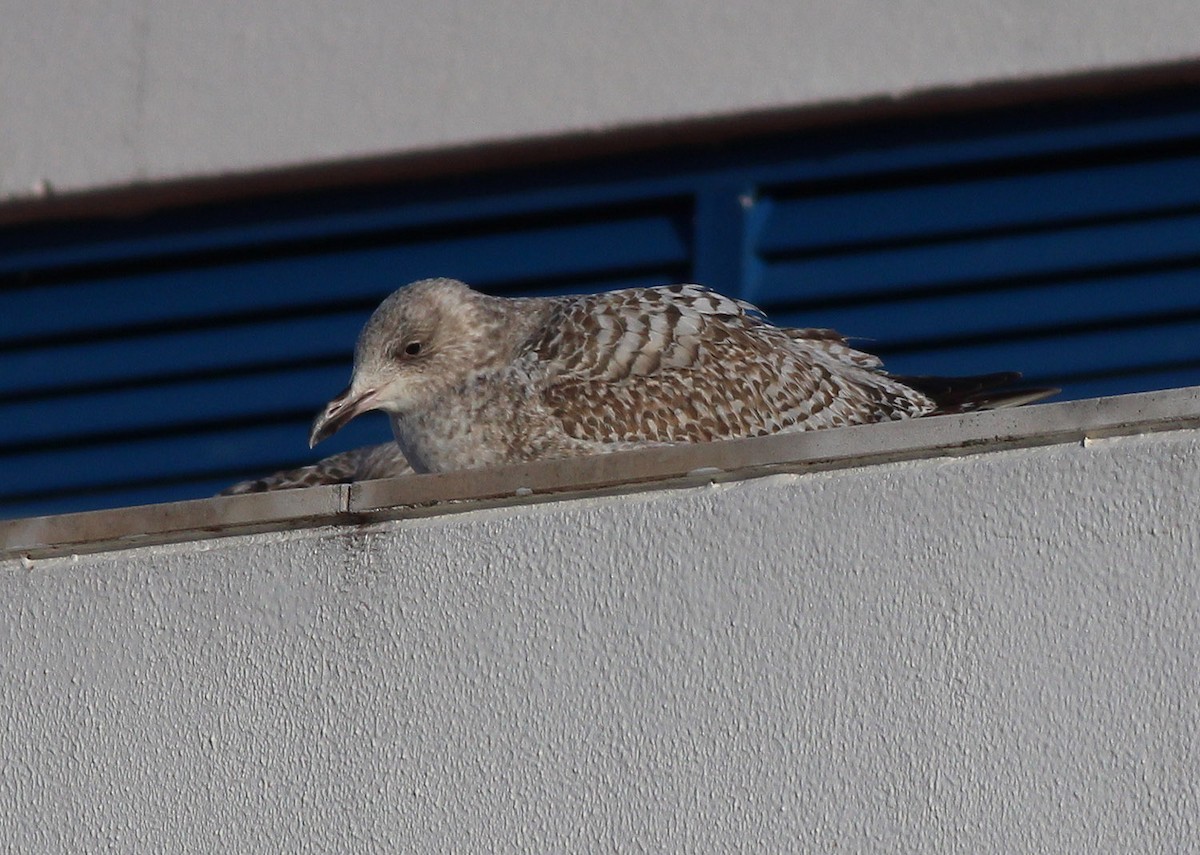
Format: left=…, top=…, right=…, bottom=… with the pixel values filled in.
left=0, top=191, right=693, bottom=276
left=758, top=155, right=1200, bottom=254
left=2, top=210, right=689, bottom=344
left=0, top=417, right=388, bottom=500
left=1056, top=368, right=1200, bottom=401
left=0, top=366, right=354, bottom=448
left=0, top=271, right=683, bottom=399
left=873, top=317, right=1200, bottom=380
left=765, top=267, right=1200, bottom=347
left=756, top=211, right=1200, bottom=302
left=0, top=315, right=362, bottom=398
left=766, top=109, right=1200, bottom=185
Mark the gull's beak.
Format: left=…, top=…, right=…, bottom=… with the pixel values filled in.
left=309, top=385, right=379, bottom=448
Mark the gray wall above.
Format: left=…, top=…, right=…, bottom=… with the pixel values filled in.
left=3, top=0, right=1200, bottom=200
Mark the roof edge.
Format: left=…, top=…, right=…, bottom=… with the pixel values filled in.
left=4, top=385, right=1199, bottom=560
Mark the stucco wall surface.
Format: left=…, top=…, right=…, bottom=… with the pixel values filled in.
left=1, top=428, right=1197, bottom=850
left=2, top=0, right=1199, bottom=199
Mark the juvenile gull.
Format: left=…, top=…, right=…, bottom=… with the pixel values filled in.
left=292, top=278, right=1053, bottom=478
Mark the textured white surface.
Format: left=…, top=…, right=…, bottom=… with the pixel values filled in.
left=2, top=429, right=1197, bottom=850
left=2, top=0, right=1199, bottom=198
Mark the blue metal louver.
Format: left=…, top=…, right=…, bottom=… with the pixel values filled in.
left=3, top=89, right=1200, bottom=517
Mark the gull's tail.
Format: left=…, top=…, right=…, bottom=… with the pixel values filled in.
left=891, top=371, right=1059, bottom=415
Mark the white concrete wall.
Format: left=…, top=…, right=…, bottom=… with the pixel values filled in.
left=2, top=0, right=1198, bottom=200
left=2, top=427, right=1197, bottom=851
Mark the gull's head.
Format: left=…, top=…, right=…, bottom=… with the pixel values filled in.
left=309, top=278, right=490, bottom=448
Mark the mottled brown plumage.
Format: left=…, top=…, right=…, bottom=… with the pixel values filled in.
left=219, top=443, right=411, bottom=495
left=289, top=278, right=1053, bottom=481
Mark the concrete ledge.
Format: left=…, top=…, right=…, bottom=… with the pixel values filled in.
left=4, top=385, right=1200, bottom=559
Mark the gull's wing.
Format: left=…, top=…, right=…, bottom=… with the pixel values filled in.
left=218, top=443, right=412, bottom=495
left=522, top=284, right=936, bottom=443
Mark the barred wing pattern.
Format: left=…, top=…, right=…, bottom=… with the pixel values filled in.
left=526, top=284, right=935, bottom=445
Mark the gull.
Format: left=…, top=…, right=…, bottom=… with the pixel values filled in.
left=292, top=278, right=1053, bottom=478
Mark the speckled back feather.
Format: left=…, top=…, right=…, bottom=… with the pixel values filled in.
left=523, top=283, right=935, bottom=445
